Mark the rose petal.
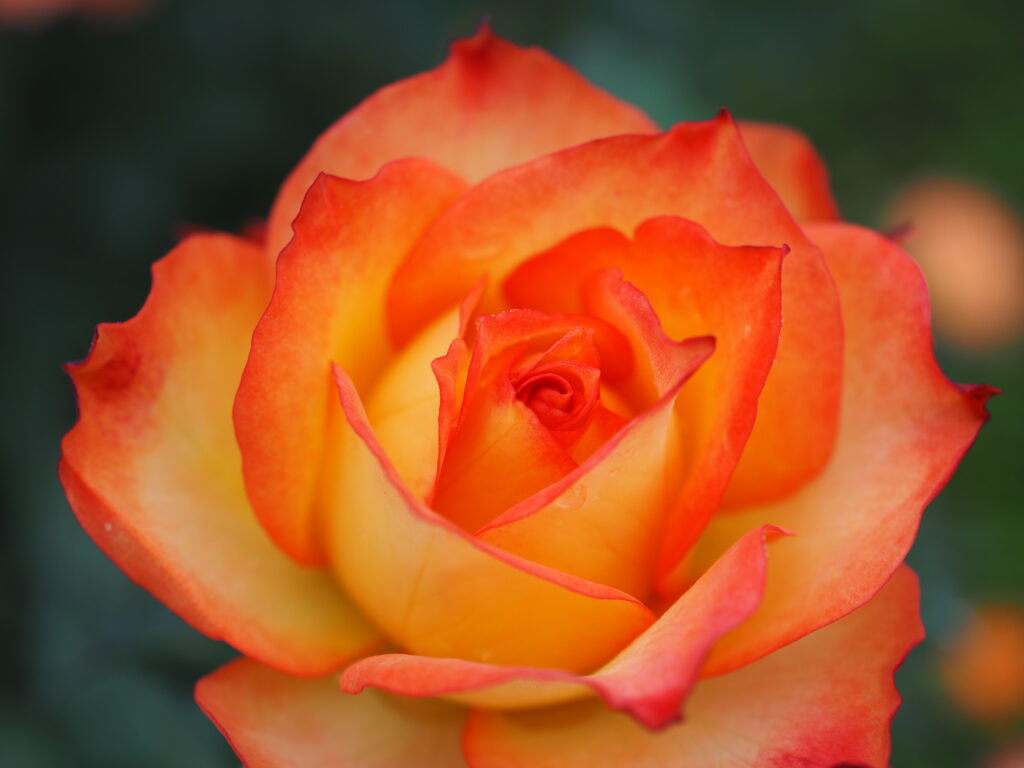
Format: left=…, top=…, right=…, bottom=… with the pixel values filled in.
left=325, top=366, right=656, bottom=673
left=365, top=303, right=464, bottom=500
left=432, top=337, right=471, bottom=491
left=697, top=223, right=993, bottom=675
left=60, top=234, right=379, bottom=676
left=389, top=112, right=842, bottom=517
left=434, top=309, right=641, bottom=531
left=234, top=159, right=467, bottom=565
left=196, top=658, right=467, bottom=768
left=504, top=218, right=785, bottom=585
left=476, top=275, right=716, bottom=597
left=266, top=25, right=657, bottom=256
left=433, top=390, right=578, bottom=533
left=368, top=283, right=482, bottom=502
left=738, top=120, right=840, bottom=222
left=342, top=526, right=779, bottom=722
left=463, top=565, right=922, bottom=768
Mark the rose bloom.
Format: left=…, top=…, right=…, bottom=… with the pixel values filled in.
left=60, top=29, right=993, bottom=767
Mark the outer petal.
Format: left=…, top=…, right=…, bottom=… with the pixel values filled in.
left=504, top=218, right=785, bottom=583
left=196, top=658, right=468, bottom=768
left=342, top=527, right=778, bottom=723
left=325, top=367, right=656, bottom=673
left=266, top=26, right=657, bottom=256
left=234, top=159, right=467, bottom=565
left=699, top=223, right=993, bottom=675
left=464, top=566, right=923, bottom=768
left=60, top=234, right=379, bottom=676
left=389, top=113, right=843, bottom=518
left=738, top=120, right=840, bottom=222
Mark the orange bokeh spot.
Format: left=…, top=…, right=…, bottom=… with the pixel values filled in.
left=887, top=178, right=1024, bottom=351
left=941, top=604, right=1024, bottom=724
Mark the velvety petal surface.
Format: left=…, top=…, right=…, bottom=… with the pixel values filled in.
left=698, top=223, right=994, bottom=675
left=738, top=120, right=840, bottom=222
left=342, top=526, right=778, bottom=721
left=234, top=159, right=467, bottom=565
left=463, top=566, right=922, bottom=768
left=325, top=367, right=656, bottom=674
left=389, top=113, right=843, bottom=521
left=266, top=26, right=657, bottom=256
left=196, top=658, right=468, bottom=768
left=60, top=234, right=379, bottom=676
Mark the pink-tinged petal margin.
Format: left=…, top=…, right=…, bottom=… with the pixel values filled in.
left=343, top=526, right=781, bottom=723
left=266, top=25, right=657, bottom=256
left=196, top=658, right=468, bottom=768
left=503, top=218, right=786, bottom=589
left=475, top=277, right=717, bottom=597
left=698, top=223, right=994, bottom=675
left=324, top=366, right=656, bottom=674
left=464, top=566, right=923, bottom=768
left=389, top=113, right=843, bottom=524
left=60, top=234, right=379, bottom=677
left=235, top=159, right=467, bottom=565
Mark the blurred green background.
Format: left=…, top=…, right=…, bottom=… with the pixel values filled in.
left=2, top=0, right=1022, bottom=765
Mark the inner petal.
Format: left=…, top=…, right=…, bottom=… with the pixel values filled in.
left=431, top=312, right=630, bottom=533
left=514, top=362, right=600, bottom=435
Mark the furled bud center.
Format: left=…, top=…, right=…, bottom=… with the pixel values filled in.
left=513, top=361, right=600, bottom=433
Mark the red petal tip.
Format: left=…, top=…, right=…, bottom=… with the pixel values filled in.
left=958, top=383, right=1000, bottom=414
left=453, top=19, right=497, bottom=57
left=884, top=220, right=915, bottom=244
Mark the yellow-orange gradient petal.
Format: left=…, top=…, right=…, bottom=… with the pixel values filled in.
left=464, top=566, right=922, bottom=768
left=196, top=658, right=467, bottom=768
left=697, top=223, right=994, bottom=675
left=325, top=366, right=655, bottom=674
left=504, top=218, right=785, bottom=585
left=234, top=159, right=467, bottom=565
left=266, top=26, right=657, bottom=256
left=389, top=113, right=842, bottom=515
left=738, top=120, right=840, bottom=222
left=367, top=282, right=481, bottom=501
left=342, top=527, right=778, bottom=720
left=60, top=234, right=379, bottom=676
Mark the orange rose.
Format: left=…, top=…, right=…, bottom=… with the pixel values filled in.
left=60, top=28, right=993, bottom=766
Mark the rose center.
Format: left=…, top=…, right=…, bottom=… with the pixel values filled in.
left=513, top=362, right=600, bottom=432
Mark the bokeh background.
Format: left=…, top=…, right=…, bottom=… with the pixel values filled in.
left=2, top=1, right=1022, bottom=765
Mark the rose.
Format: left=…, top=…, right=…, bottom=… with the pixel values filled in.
left=60, top=27, right=992, bottom=767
